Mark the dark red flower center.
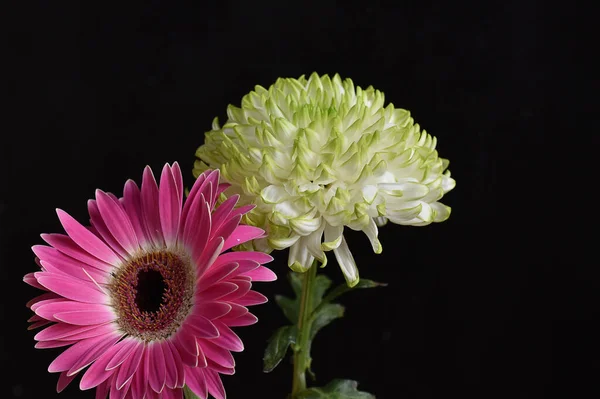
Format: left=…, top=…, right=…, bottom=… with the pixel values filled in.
left=109, top=250, right=195, bottom=341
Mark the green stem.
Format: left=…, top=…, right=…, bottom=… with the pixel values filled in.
left=291, top=260, right=318, bottom=397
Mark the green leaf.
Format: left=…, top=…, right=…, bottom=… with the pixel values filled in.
left=320, top=279, right=386, bottom=306
left=353, top=279, right=387, bottom=289
left=276, top=272, right=332, bottom=324
left=263, top=325, right=298, bottom=372
left=296, top=379, right=375, bottom=399
left=183, top=385, right=200, bottom=399
left=311, top=274, right=333, bottom=306
left=275, top=294, right=298, bottom=324
left=309, top=303, right=345, bottom=340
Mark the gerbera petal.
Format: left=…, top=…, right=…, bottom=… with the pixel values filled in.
left=27, top=292, right=60, bottom=309
left=23, top=272, right=46, bottom=290
left=206, top=359, right=235, bottom=375
left=57, top=371, right=77, bottom=393
left=122, top=179, right=151, bottom=248
left=54, top=309, right=115, bottom=326
left=56, top=209, right=120, bottom=265
left=208, top=194, right=239, bottom=233
left=48, top=331, right=121, bottom=373
left=210, top=213, right=241, bottom=242
left=159, top=164, right=182, bottom=246
left=87, top=200, right=129, bottom=259
left=199, top=262, right=238, bottom=287
left=201, top=339, right=235, bottom=367
left=195, top=237, right=224, bottom=278
left=116, top=343, right=144, bottom=390
left=195, top=302, right=232, bottom=320
left=95, top=189, right=139, bottom=254
left=211, top=251, right=273, bottom=269
left=241, top=265, right=277, bottom=281
left=234, top=290, right=269, bottom=306
left=35, top=340, right=72, bottom=349
left=197, top=282, right=239, bottom=301
left=180, top=171, right=207, bottom=224
left=35, top=273, right=109, bottom=304
left=222, top=225, right=265, bottom=251
left=80, top=339, right=132, bottom=390
left=41, top=234, right=114, bottom=271
left=166, top=341, right=186, bottom=388
left=185, top=314, right=220, bottom=339
left=198, top=339, right=235, bottom=368
left=171, top=162, right=184, bottom=205
left=223, top=312, right=258, bottom=327
left=184, top=367, right=208, bottom=399
left=148, top=342, right=167, bottom=393
left=32, top=246, right=110, bottom=283
left=211, top=320, right=244, bottom=352
left=160, top=340, right=178, bottom=389
left=182, top=194, right=211, bottom=254
left=35, top=323, right=114, bottom=342
left=141, top=166, right=165, bottom=247
left=222, top=278, right=251, bottom=298
left=204, top=368, right=226, bottom=399
left=95, top=380, right=110, bottom=399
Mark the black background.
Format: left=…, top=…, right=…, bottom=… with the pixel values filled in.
left=1, top=1, right=595, bottom=398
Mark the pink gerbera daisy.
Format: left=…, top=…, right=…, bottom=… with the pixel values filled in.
left=24, top=163, right=276, bottom=399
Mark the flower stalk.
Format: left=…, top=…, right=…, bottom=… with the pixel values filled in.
left=291, top=261, right=318, bottom=396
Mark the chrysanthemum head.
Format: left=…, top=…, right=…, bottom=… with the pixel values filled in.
left=194, top=73, right=456, bottom=286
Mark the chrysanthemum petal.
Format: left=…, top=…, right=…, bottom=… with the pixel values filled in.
left=332, top=235, right=359, bottom=287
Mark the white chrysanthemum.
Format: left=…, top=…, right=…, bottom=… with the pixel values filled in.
left=194, top=73, right=456, bottom=286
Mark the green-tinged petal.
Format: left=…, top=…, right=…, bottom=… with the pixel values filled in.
left=332, top=235, right=359, bottom=287
left=194, top=72, right=456, bottom=280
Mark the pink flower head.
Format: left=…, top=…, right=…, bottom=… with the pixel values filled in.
left=24, top=163, right=276, bottom=399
